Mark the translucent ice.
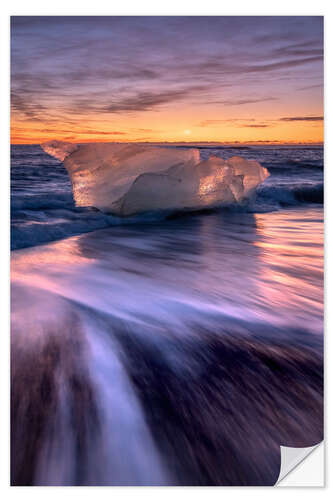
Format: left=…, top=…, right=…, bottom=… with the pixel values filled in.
left=41, top=141, right=269, bottom=216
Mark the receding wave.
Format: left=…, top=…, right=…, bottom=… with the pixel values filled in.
left=11, top=181, right=324, bottom=250
left=11, top=208, right=173, bottom=250
left=11, top=208, right=324, bottom=485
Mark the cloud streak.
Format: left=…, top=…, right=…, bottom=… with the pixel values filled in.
left=297, top=84, right=323, bottom=91
left=280, top=116, right=323, bottom=122
left=105, top=87, right=206, bottom=113
left=211, top=97, right=278, bottom=106
left=242, top=124, right=270, bottom=128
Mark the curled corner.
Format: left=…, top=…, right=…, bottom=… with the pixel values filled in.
left=276, top=442, right=323, bottom=485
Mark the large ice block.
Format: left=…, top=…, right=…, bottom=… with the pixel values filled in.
left=41, top=141, right=269, bottom=216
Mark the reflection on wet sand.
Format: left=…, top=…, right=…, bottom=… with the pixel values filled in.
left=11, top=207, right=323, bottom=485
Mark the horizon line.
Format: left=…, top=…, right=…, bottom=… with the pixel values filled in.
left=11, top=140, right=324, bottom=146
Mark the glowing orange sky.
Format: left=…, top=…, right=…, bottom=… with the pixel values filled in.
left=11, top=16, right=323, bottom=145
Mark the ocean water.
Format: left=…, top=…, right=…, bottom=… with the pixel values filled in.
left=11, top=145, right=324, bottom=485
left=11, top=144, right=323, bottom=250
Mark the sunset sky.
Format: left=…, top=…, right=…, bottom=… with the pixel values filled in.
left=11, top=16, right=323, bottom=144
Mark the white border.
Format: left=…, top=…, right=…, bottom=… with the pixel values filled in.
left=1, top=1, right=331, bottom=497
left=2, top=0, right=331, bottom=16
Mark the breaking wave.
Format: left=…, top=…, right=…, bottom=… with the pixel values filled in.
left=256, top=182, right=323, bottom=207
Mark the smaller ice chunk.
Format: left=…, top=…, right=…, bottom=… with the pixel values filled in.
left=41, top=141, right=269, bottom=216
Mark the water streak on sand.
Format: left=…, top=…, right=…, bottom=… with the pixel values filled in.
left=11, top=208, right=323, bottom=485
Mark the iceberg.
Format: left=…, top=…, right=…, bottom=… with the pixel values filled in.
left=41, top=141, right=269, bottom=216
